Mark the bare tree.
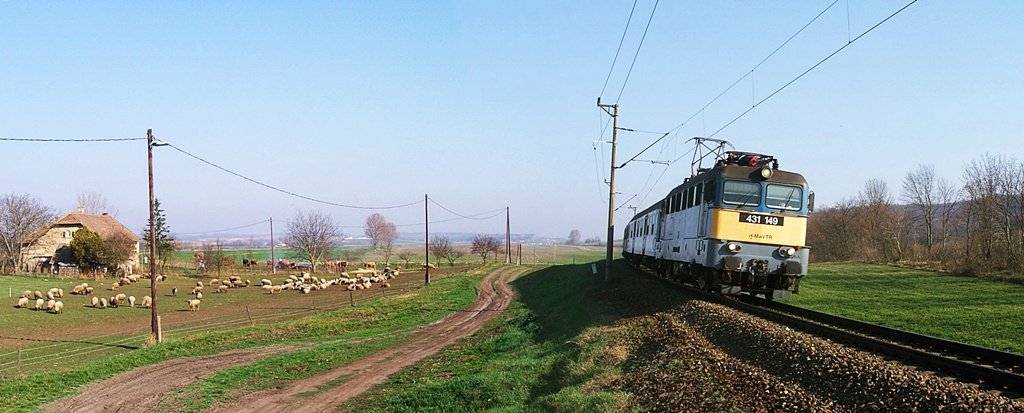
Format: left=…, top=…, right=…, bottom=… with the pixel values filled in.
left=567, top=229, right=581, bottom=246
left=0, top=193, right=55, bottom=273
left=429, top=235, right=453, bottom=266
left=449, top=248, right=466, bottom=266
left=902, top=165, right=938, bottom=252
left=76, top=191, right=119, bottom=217
left=397, top=249, right=415, bottom=269
left=364, top=213, right=387, bottom=250
left=471, top=235, right=502, bottom=263
left=284, top=210, right=339, bottom=273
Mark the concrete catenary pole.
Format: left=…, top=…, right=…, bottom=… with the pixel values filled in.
left=597, top=99, right=619, bottom=281
left=147, top=129, right=160, bottom=343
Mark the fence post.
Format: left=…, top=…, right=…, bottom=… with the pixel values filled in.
left=246, top=306, right=255, bottom=327
left=349, top=291, right=354, bottom=307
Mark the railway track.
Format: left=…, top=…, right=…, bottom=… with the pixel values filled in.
left=630, top=263, right=1024, bottom=397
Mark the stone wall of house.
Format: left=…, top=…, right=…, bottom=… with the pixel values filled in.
left=22, top=225, right=79, bottom=272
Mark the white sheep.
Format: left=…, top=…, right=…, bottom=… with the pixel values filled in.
left=128, top=296, right=136, bottom=307
left=217, top=285, right=228, bottom=293
left=46, top=291, right=54, bottom=301
left=116, top=293, right=127, bottom=303
left=196, top=292, right=203, bottom=300
left=34, top=298, right=45, bottom=311
left=21, top=290, right=32, bottom=299
left=85, top=286, right=94, bottom=295
left=171, top=286, right=178, bottom=296
left=196, top=281, right=203, bottom=287
left=34, top=290, right=43, bottom=300
left=91, top=296, right=100, bottom=307
left=100, top=298, right=108, bottom=308
left=186, top=299, right=201, bottom=312
left=52, top=301, right=63, bottom=314
left=210, top=278, right=220, bottom=286
left=46, top=299, right=56, bottom=311
left=141, top=295, right=152, bottom=308
left=17, top=297, right=29, bottom=308
left=192, top=286, right=203, bottom=295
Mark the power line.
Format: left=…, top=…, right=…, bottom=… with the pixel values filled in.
left=708, top=0, right=918, bottom=139
left=427, top=197, right=505, bottom=221
left=614, top=0, right=659, bottom=103
left=0, top=137, right=145, bottom=142
left=165, top=143, right=422, bottom=210
left=599, top=0, right=640, bottom=98
left=175, top=219, right=271, bottom=235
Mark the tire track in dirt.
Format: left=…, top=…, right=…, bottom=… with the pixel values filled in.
left=40, top=346, right=293, bottom=412
left=205, top=266, right=524, bottom=413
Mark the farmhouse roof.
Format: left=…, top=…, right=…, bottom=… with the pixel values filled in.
left=25, top=212, right=141, bottom=245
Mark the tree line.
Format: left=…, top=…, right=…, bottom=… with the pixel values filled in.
left=808, top=154, right=1024, bottom=276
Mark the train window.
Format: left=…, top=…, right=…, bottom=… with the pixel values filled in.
left=766, top=184, right=803, bottom=210
left=722, top=180, right=762, bottom=206
left=689, top=186, right=697, bottom=208
left=695, top=182, right=703, bottom=205
left=675, top=192, right=682, bottom=212
left=704, top=180, right=716, bottom=203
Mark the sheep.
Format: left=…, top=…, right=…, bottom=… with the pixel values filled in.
left=116, top=293, right=127, bottom=303
left=58, top=288, right=64, bottom=298
left=128, top=296, right=136, bottom=307
left=72, top=284, right=85, bottom=294
left=382, top=282, right=391, bottom=288
left=109, top=283, right=118, bottom=291
left=192, top=286, right=203, bottom=295
left=186, top=299, right=201, bottom=312
left=46, top=299, right=56, bottom=311
left=110, top=296, right=119, bottom=308
left=91, top=296, right=99, bottom=307
left=364, top=262, right=376, bottom=269
left=261, top=279, right=272, bottom=286
left=85, top=287, right=94, bottom=295
left=171, top=286, right=178, bottom=296
left=233, top=280, right=245, bottom=288
left=422, top=263, right=436, bottom=269
left=210, top=278, right=220, bottom=286
left=21, top=290, right=32, bottom=299
left=196, top=292, right=203, bottom=300
left=217, top=285, right=228, bottom=294
left=34, top=291, right=43, bottom=300
left=262, top=284, right=273, bottom=293
left=34, top=298, right=45, bottom=311
left=244, top=279, right=251, bottom=287
left=17, top=297, right=29, bottom=308
left=271, top=285, right=282, bottom=294
left=46, top=291, right=54, bottom=301
left=49, top=287, right=60, bottom=297
left=196, top=281, right=203, bottom=288
left=52, top=301, right=63, bottom=314
left=100, top=298, right=108, bottom=309
left=141, top=296, right=152, bottom=308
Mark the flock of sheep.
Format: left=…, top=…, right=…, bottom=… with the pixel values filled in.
left=11, top=264, right=402, bottom=315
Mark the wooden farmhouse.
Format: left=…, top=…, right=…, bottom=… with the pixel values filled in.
left=21, top=208, right=140, bottom=275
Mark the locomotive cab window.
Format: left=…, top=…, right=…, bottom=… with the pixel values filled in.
left=766, top=184, right=803, bottom=211
left=722, top=180, right=762, bottom=206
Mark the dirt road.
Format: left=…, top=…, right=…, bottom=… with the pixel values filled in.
left=208, top=265, right=522, bottom=412
left=42, top=266, right=522, bottom=412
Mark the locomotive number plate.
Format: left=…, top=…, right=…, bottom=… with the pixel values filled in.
left=739, top=212, right=784, bottom=226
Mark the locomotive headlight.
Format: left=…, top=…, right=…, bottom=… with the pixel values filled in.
left=726, top=242, right=742, bottom=253
left=779, top=246, right=796, bottom=257
left=760, top=167, right=774, bottom=179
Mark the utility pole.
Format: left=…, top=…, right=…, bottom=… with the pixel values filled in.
left=424, top=194, right=430, bottom=284
left=598, top=98, right=618, bottom=281
left=147, top=129, right=162, bottom=343
left=505, top=207, right=511, bottom=264
left=270, top=217, right=275, bottom=275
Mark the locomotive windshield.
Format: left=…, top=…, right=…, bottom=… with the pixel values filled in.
left=766, top=184, right=803, bottom=211
left=722, top=180, right=761, bottom=206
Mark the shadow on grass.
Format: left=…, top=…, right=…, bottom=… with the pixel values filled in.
left=0, top=334, right=140, bottom=350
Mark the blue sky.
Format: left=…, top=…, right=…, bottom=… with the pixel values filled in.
left=2, top=1, right=1021, bottom=240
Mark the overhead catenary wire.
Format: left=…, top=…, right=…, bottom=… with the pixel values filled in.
left=599, top=0, right=640, bottom=99
left=614, top=0, right=660, bottom=104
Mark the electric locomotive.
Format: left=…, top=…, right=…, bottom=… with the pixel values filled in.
left=622, top=149, right=812, bottom=299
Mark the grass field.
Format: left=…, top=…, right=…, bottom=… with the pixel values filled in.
left=0, top=265, right=485, bottom=412
left=788, top=262, right=1024, bottom=354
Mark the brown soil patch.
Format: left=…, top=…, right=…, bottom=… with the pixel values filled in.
left=40, top=346, right=293, bottom=412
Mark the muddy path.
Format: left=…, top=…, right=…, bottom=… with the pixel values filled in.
left=206, top=265, right=523, bottom=413
left=39, top=266, right=523, bottom=412
left=40, top=346, right=293, bottom=412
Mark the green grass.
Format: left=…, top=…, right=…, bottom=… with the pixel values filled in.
left=789, top=262, right=1024, bottom=354
left=342, top=263, right=634, bottom=413
left=0, top=268, right=482, bottom=413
